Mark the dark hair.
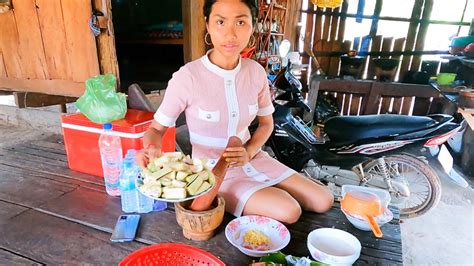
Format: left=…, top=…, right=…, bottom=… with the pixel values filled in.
left=204, top=0, right=258, bottom=25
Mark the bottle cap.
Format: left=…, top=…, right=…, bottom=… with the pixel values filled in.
left=103, top=123, right=112, bottom=130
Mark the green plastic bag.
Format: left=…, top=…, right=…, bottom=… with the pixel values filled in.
left=75, top=74, right=127, bottom=124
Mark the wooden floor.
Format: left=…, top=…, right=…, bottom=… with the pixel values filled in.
left=0, top=135, right=403, bottom=265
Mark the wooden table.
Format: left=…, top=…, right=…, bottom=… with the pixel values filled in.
left=0, top=135, right=403, bottom=265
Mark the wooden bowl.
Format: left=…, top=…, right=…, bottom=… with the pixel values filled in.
left=174, top=195, right=225, bottom=241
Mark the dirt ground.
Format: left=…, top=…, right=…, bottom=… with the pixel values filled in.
left=0, top=121, right=472, bottom=265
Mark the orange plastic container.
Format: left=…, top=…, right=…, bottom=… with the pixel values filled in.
left=61, top=109, right=175, bottom=178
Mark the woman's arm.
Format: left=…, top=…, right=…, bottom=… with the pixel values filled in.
left=137, top=120, right=169, bottom=169
left=245, top=115, right=273, bottom=159
left=223, top=115, right=273, bottom=166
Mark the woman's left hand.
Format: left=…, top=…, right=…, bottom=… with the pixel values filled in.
left=223, top=147, right=252, bottom=167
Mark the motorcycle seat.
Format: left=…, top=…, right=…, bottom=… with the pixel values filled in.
left=324, top=114, right=437, bottom=141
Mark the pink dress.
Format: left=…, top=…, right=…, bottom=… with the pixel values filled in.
left=154, top=51, right=296, bottom=216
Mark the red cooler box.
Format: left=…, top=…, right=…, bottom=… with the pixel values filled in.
left=61, top=109, right=176, bottom=177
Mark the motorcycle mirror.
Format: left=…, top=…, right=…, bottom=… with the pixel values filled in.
left=279, top=39, right=291, bottom=58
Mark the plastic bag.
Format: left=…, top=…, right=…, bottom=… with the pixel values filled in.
left=75, top=74, right=127, bottom=124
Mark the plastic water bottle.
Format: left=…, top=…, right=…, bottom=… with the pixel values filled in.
left=120, top=150, right=139, bottom=212
left=127, top=150, right=154, bottom=213
left=98, top=123, right=122, bottom=196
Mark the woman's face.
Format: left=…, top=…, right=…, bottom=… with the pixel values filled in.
left=206, top=0, right=253, bottom=58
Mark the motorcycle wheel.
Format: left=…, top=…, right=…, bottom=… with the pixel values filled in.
left=362, top=154, right=441, bottom=219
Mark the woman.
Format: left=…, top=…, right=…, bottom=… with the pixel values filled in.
left=138, top=0, right=333, bottom=224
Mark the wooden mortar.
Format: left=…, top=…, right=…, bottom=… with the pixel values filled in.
left=174, top=195, right=225, bottom=241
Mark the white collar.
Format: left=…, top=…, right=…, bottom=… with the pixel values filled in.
left=201, top=49, right=241, bottom=79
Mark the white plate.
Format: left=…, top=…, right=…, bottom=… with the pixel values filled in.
left=225, top=215, right=291, bottom=257
left=135, top=173, right=214, bottom=203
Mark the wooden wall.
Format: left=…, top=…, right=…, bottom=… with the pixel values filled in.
left=0, top=0, right=101, bottom=97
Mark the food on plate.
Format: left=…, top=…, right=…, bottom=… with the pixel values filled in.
left=243, top=229, right=271, bottom=251
left=138, top=152, right=214, bottom=200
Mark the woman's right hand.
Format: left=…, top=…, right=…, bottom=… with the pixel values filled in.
left=137, top=144, right=162, bottom=170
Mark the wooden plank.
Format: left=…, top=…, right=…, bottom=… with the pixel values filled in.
left=380, top=97, right=392, bottom=114
left=336, top=92, right=345, bottom=114
left=400, top=0, right=424, bottom=77
left=36, top=0, right=71, bottom=80
left=392, top=97, right=403, bottom=114
left=0, top=11, right=23, bottom=78
left=92, top=0, right=120, bottom=83
left=369, top=0, right=383, bottom=37
left=392, top=38, right=406, bottom=81
left=350, top=95, right=362, bottom=115
left=367, top=35, right=383, bottom=80
left=303, top=77, right=321, bottom=122
left=304, top=2, right=315, bottom=58
left=0, top=200, right=28, bottom=225
left=39, top=186, right=251, bottom=265
left=0, top=164, right=77, bottom=208
left=362, top=82, right=383, bottom=114
left=314, top=7, right=323, bottom=43
left=12, top=0, right=49, bottom=79
left=401, top=96, right=415, bottom=115
left=411, top=0, right=433, bottom=71
left=0, top=248, right=42, bottom=265
left=392, top=38, right=406, bottom=61
left=284, top=0, right=302, bottom=46
left=0, top=209, right=145, bottom=265
left=322, top=9, right=331, bottom=41
left=381, top=37, right=394, bottom=54
left=13, top=92, right=76, bottom=108
left=0, top=151, right=105, bottom=190
left=182, top=0, right=206, bottom=62
left=459, top=108, right=474, bottom=130
left=328, top=41, right=341, bottom=76
left=320, top=40, right=332, bottom=74
left=329, top=7, right=339, bottom=41
left=337, top=0, right=349, bottom=41
left=0, top=52, right=6, bottom=78
left=0, top=78, right=84, bottom=97
left=412, top=97, right=432, bottom=115
left=62, top=0, right=100, bottom=82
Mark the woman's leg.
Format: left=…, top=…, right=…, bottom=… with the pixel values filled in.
left=276, top=173, right=334, bottom=213
left=242, top=186, right=302, bottom=224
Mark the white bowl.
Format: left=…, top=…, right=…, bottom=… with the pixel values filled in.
left=225, top=215, right=291, bottom=257
left=341, top=185, right=391, bottom=209
left=307, top=228, right=361, bottom=265
left=342, top=208, right=394, bottom=231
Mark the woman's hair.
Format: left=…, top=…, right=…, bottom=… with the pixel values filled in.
left=203, top=0, right=258, bottom=25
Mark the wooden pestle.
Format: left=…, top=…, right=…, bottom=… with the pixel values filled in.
left=189, top=136, right=243, bottom=211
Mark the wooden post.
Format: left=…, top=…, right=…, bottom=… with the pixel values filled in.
left=400, top=0, right=424, bottom=78
left=92, top=0, right=120, bottom=88
left=410, top=0, right=433, bottom=71
left=284, top=0, right=302, bottom=46
left=182, top=0, right=206, bottom=63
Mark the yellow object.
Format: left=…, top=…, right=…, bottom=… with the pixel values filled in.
left=311, top=0, right=343, bottom=8
left=243, top=229, right=271, bottom=247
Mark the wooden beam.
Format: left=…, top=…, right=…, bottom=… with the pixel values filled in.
left=302, top=9, right=471, bottom=26
left=0, top=78, right=84, bottom=97
left=410, top=0, right=433, bottom=71
left=92, top=0, right=120, bottom=88
left=13, top=92, right=77, bottom=109
left=182, top=0, right=206, bottom=63
left=400, top=0, right=424, bottom=78
left=369, top=0, right=383, bottom=37
left=284, top=0, right=302, bottom=46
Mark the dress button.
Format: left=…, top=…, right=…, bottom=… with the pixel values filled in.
left=231, top=112, right=237, bottom=117
left=206, top=114, right=211, bottom=119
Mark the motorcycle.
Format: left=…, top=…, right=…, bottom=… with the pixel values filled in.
left=255, top=48, right=461, bottom=219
